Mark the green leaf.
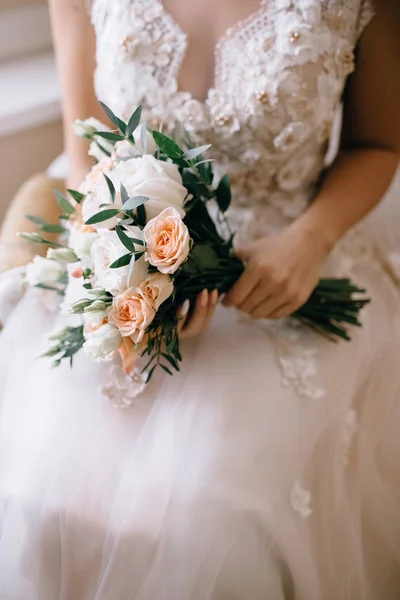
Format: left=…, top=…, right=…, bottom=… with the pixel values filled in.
left=54, top=190, right=75, bottom=215
left=161, top=353, right=180, bottom=371
left=67, top=189, right=85, bottom=203
left=109, top=253, right=132, bottom=269
left=83, top=283, right=92, bottom=289
left=123, top=195, right=149, bottom=211
left=126, top=105, right=142, bottom=138
left=94, top=131, right=124, bottom=142
left=184, top=144, right=211, bottom=160
left=99, top=101, right=127, bottom=134
left=41, top=224, right=67, bottom=234
left=134, top=251, right=145, bottom=261
left=94, top=139, right=112, bottom=157
left=215, top=174, right=231, bottom=212
left=120, top=183, right=129, bottom=205
left=116, top=226, right=136, bottom=252
left=85, top=208, right=120, bottom=225
left=136, top=203, right=146, bottom=225
left=152, top=130, right=183, bottom=159
left=26, top=214, right=46, bottom=225
left=160, top=364, right=173, bottom=376
left=145, top=364, right=157, bottom=383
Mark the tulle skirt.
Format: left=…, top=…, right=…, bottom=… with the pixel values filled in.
left=0, top=232, right=400, bottom=600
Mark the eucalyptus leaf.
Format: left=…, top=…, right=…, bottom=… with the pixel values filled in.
left=26, top=214, right=46, bottom=225
left=126, top=105, right=142, bottom=138
left=116, top=226, right=136, bottom=252
left=103, top=173, right=116, bottom=203
left=109, top=253, right=132, bottom=269
left=41, top=224, right=67, bottom=234
left=215, top=174, right=232, bottom=212
left=120, top=183, right=129, bottom=206
left=184, top=144, right=211, bottom=160
left=85, top=208, right=120, bottom=225
left=94, top=131, right=124, bottom=142
left=67, top=189, right=85, bottom=203
left=152, top=131, right=183, bottom=159
left=140, top=120, right=147, bottom=153
left=123, top=195, right=149, bottom=211
left=136, top=203, right=147, bottom=225
left=54, top=190, right=75, bottom=215
left=99, top=101, right=127, bottom=134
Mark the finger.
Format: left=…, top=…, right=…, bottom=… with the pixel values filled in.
left=269, top=302, right=296, bottom=320
left=238, top=282, right=271, bottom=314
left=177, top=299, right=190, bottom=333
left=180, top=289, right=209, bottom=338
left=223, top=267, right=260, bottom=308
left=251, top=293, right=286, bottom=320
left=235, top=244, right=252, bottom=262
left=203, top=289, right=219, bottom=330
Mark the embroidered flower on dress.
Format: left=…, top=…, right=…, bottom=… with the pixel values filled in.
left=101, top=365, right=147, bottom=408
left=273, top=122, right=308, bottom=153
left=291, top=480, right=312, bottom=519
left=275, top=12, right=329, bottom=64
left=335, top=40, right=355, bottom=77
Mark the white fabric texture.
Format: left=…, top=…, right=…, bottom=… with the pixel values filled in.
left=1, top=1, right=400, bottom=599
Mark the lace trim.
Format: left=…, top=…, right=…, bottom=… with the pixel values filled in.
left=356, top=0, right=376, bottom=40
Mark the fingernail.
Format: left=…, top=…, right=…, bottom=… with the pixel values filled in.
left=200, top=289, right=208, bottom=308
left=180, top=299, right=190, bottom=317
left=211, top=289, right=219, bottom=306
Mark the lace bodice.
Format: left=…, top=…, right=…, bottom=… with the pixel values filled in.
left=91, top=0, right=374, bottom=242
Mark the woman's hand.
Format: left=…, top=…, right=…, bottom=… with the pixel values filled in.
left=222, top=222, right=330, bottom=320
left=178, top=289, right=219, bottom=339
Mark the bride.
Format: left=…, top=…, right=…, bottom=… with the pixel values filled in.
left=0, top=0, right=399, bottom=598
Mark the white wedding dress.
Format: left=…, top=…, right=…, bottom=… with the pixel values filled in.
left=1, top=1, right=400, bottom=598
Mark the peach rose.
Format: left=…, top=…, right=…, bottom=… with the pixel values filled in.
left=143, top=207, right=190, bottom=275
left=139, top=272, right=174, bottom=309
left=108, top=287, right=156, bottom=343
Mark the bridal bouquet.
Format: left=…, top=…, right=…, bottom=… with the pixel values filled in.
left=21, top=103, right=369, bottom=384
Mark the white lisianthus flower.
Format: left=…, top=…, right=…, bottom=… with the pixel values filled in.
left=91, top=227, right=146, bottom=295
left=83, top=310, right=108, bottom=334
left=72, top=117, right=111, bottom=138
left=26, top=256, right=65, bottom=286
left=68, top=226, right=99, bottom=259
left=83, top=323, right=122, bottom=361
left=113, top=140, right=137, bottom=159
left=47, top=247, right=79, bottom=264
left=112, top=154, right=187, bottom=221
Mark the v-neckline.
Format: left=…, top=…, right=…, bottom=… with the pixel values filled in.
left=158, top=0, right=267, bottom=103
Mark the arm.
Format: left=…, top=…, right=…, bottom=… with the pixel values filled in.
left=224, top=0, right=400, bottom=319
left=48, top=0, right=109, bottom=188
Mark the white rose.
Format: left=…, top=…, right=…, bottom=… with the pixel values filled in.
left=72, top=117, right=111, bottom=138
left=26, top=256, right=65, bottom=286
left=47, top=247, right=79, bottom=263
left=69, top=226, right=99, bottom=258
left=112, top=154, right=187, bottom=221
left=83, top=323, right=121, bottom=361
left=91, top=227, right=146, bottom=295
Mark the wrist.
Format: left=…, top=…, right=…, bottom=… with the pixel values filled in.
left=290, top=212, right=340, bottom=257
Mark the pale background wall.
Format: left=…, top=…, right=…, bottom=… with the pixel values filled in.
left=0, top=0, right=63, bottom=222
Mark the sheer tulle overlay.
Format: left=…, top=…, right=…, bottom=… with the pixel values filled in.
left=1, top=0, right=400, bottom=598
